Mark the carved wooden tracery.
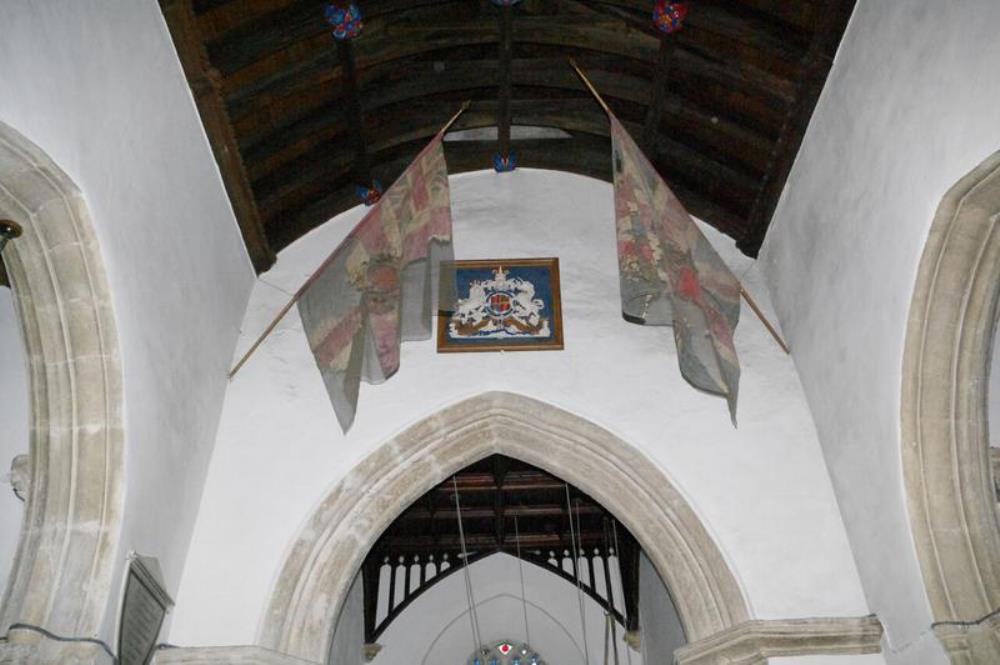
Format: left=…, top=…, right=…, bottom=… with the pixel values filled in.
left=361, top=455, right=641, bottom=643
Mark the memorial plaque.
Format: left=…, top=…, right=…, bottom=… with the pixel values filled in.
left=118, top=556, right=173, bottom=665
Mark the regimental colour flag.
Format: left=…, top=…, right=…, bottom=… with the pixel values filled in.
left=610, top=115, right=742, bottom=423
left=297, top=133, right=453, bottom=431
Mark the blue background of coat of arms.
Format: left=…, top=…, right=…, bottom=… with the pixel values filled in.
left=439, top=259, right=563, bottom=351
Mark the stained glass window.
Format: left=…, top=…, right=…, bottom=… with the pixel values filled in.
left=466, top=641, right=546, bottom=665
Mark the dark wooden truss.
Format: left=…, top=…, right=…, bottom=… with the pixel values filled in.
left=361, top=455, right=642, bottom=643
left=161, top=0, right=856, bottom=272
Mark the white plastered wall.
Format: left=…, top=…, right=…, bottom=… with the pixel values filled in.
left=638, top=552, right=685, bottom=665
left=170, top=169, right=874, bottom=658
left=0, top=0, right=255, bottom=642
left=757, top=1, right=1000, bottom=662
left=0, top=290, right=28, bottom=596
left=370, top=553, right=643, bottom=665
left=328, top=573, right=365, bottom=665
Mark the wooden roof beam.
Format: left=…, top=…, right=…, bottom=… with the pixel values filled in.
left=271, top=133, right=748, bottom=250
left=239, top=62, right=773, bottom=182
left=496, top=2, right=513, bottom=162
left=254, top=101, right=758, bottom=224
left=205, top=0, right=470, bottom=76
left=642, top=34, right=677, bottom=152
left=737, top=0, right=857, bottom=256
left=206, top=0, right=810, bottom=80
left=221, top=15, right=795, bottom=116
left=379, top=532, right=613, bottom=550
left=398, top=504, right=605, bottom=521
left=251, top=93, right=762, bottom=201
left=336, top=39, right=372, bottom=188
left=159, top=0, right=276, bottom=273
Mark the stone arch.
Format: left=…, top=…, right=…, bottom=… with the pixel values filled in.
left=901, top=149, right=1000, bottom=661
left=260, top=391, right=749, bottom=663
left=0, top=122, right=123, bottom=647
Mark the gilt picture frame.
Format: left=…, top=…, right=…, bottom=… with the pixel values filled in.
left=437, top=257, right=564, bottom=353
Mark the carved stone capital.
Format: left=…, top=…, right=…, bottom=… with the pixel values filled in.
left=932, top=611, right=1000, bottom=665
left=7, top=455, right=28, bottom=502
left=0, top=627, right=114, bottom=665
left=674, top=615, right=884, bottom=665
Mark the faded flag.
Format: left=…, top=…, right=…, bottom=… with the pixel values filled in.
left=610, top=115, right=742, bottom=423
left=297, top=133, right=453, bottom=431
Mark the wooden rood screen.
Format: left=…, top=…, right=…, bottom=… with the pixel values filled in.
left=360, top=455, right=640, bottom=643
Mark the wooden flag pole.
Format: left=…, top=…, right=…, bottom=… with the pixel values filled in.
left=569, top=58, right=611, bottom=115
left=228, top=101, right=472, bottom=379
left=739, top=287, right=790, bottom=354
left=569, top=60, right=790, bottom=355
left=441, top=99, right=472, bottom=135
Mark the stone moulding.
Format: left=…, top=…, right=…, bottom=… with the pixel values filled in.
left=152, top=645, right=320, bottom=665
left=258, top=391, right=750, bottom=663
left=0, top=122, right=124, bottom=653
left=147, top=614, right=884, bottom=665
left=673, top=615, right=884, bottom=665
left=901, top=148, right=1000, bottom=663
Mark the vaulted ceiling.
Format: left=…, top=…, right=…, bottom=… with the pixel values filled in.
left=161, top=0, right=855, bottom=273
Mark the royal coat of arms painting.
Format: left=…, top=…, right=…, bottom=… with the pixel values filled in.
left=437, top=258, right=564, bottom=352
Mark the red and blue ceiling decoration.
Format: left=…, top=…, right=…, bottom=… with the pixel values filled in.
left=325, top=1, right=363, bottom=41
left=652, top=0, right=689, bottom=34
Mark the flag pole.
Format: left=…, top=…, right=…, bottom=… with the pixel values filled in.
left=440, top=99, right=472, bottom=135
left=228, top=100, right=472, bottom=379
left=569, top=60, right=790, bottom=355
left=739, top=287, right=790, bottom=354
left=569, top=58, right=612, bottom=116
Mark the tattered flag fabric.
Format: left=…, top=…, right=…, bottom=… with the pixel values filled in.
left=297, top=133, right=453, bottom=431
left=610, top=115, right=742, bottom=423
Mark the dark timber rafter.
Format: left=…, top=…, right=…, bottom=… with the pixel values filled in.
left=159, top=0, right=275, bottom=273
left=641, top=33, right=678, bottom=151
left=496, top=1, right=513, bottom=162
left=172, top=0, right=857, bottom=261
left=738, top=0, right=858, bottom=256
left=335, top=38, right=373, bottom=190
left=266, top=131, right=749, bottom=250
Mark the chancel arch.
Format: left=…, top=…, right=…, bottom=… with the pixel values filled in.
left=0, top=121, right=123, bottom=658
left=260, top=391, right=750, bottom=663
left=360, top=454, right=645, bottom=647
left=901, top=149, right=1000, bottom=661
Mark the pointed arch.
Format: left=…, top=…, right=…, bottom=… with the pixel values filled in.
left=901, top=149, right=1000, bottom=660
left=259, top=391, right=749, bottom=663
left=0, top=122, right=123, bottom=644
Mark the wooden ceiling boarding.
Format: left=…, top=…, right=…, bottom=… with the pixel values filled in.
left=160, top=0, right=856, bottom=272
